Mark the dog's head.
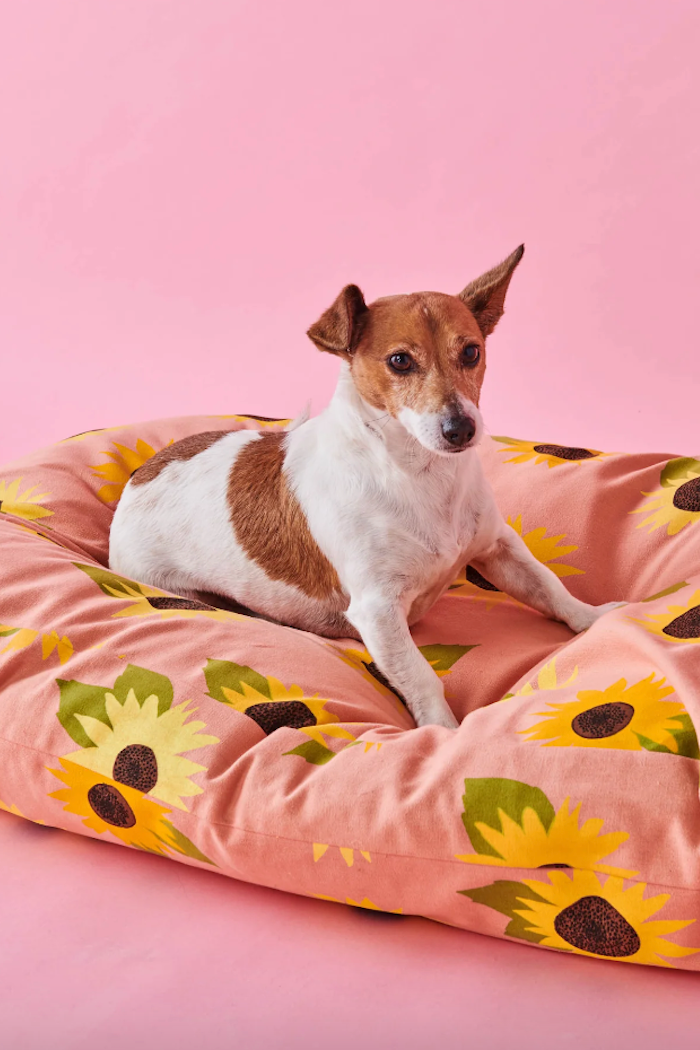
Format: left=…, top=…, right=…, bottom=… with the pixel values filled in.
left=307, top=245, right=524, bottom=455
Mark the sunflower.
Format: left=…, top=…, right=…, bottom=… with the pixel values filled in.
left=333, top=644, right=469, bottom=705
left=456, top=798, right=633, bottom=877
left=450, top=515, right=583, bottom=602
left=0, top=625, right=39, bottom=654
left=492, top=436, right=606, bottom=469
left=214, top=414, right=292, bottom=428
left=507, top=515, right=583, bottom=577
left=61, top=688, right=218, bottom=810
left=631, top=588, right=700, bottom=645
left=220, top=676, right=339, bottom=735
left=520, top=674, right=688, bottom=751
left=49, top=758, right=182, bottom=853
left=91, top=437, right=173, bottom=504
left=501, top=655, right=579, bottom=702
left=9, top=522, right=64, bottom=546
left=0, top=799, right=25, bottom=817
left=513, top=869, right=697, bottom=965
left=334, top=646, right=405, bottom=700
left=448, top=564, right=512, bottom=606
left=73, top=562, right=244, bottom=622
left=61, top=424, right=125, bottom=443
left=631, top=457, right=700, bottom=536
left=0, top=478, right=53, bottom=522
left=41, top=631, right=74, bottom=665
left=315, top=894, right=402, bottom=914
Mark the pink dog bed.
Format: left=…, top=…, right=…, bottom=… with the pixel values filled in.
left=1, top=413, right=699, bottom=969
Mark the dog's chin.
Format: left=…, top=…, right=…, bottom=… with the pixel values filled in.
left=409, top=431, right=482, bottom=457
left=432, top=438, right=480, bottom=456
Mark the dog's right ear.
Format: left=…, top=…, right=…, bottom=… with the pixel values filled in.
left=306, top=285, right=368, bottom=358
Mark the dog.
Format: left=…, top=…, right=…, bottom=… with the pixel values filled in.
left=109, top=245, right=620, bottom=729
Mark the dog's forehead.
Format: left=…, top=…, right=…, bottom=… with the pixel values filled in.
left=368, top=292, right=479, bottom=341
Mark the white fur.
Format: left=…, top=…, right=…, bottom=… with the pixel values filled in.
left=110, top=363, right=620, bottom=729
left=398, top=396, right=483, bottom=455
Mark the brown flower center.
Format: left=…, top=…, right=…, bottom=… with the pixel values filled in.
left=554, top=895, right=641, bottom=957
left=113, top=744, right=159, bottom=793
left=147, top=596, right=215, bottom=611
left=245, top=700, right=317, bottom=734
left=533, top=444, right=596, bottom=461
left=364, top=661, right=406, bottom=704
left=466, top=565, right=500, bottom=591
left=571, top=702, right=634, bottom=739
left=240, top=414, right=284, bottom=422
left=672, top=476, right=700, bottom=513
left=662, top=605, right=700, bottom=639
left=87, top=783, right=137, bottom=828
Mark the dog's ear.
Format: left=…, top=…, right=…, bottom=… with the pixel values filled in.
left=458, top=245, right=524, bottom=337
left=307, top=285, right=368, bottom=358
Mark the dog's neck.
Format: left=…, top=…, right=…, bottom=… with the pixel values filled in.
left=321, top=363, right=472, bottom=480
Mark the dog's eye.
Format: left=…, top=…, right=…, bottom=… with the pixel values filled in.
left=461, top=344, right=481, bottom=367
left=388, top=352, right=414, bottom=373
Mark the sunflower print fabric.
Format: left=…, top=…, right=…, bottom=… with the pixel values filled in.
left=2, top=415, right=700, bottom=969
left=632, top=457, right=700, bottom=536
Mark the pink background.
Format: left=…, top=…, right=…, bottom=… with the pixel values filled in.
left=2, top=1, right=700, bottom=1044
left=1, top=1, right=699, bottom=466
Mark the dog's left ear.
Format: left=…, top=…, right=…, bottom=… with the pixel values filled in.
left=307, top=285, right=368, bottom=358
left=458, top=244, right=524, bottom=337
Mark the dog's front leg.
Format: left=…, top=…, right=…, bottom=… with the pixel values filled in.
left=471, top=529, right=622, bottom=633
left=346, top=592, right=459, bottom=729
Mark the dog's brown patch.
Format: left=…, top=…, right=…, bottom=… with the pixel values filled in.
left=350, top=292, right=486, bottom=416
left=130, top=431, right=228, bottom=486
left=228, top=433, right=342, bottom=601
left=306, top=247, right=523, bottom=422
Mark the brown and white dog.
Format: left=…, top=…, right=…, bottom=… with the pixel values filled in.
left=109, top=245, right=620, bottom=729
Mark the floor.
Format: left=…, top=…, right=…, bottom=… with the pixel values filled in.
left=1, top=809, right=698, bottom=1050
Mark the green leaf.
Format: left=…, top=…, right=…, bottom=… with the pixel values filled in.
left=670, top=714, right=700, bottom=759
left=660, top=457, right=700, bottom=488
left=56, top=664, right=174, bottom=746
left=460, top=880, right=550, bottom=944
left=57, top=678, right=112, bottom=747
left=462, top=778, right=556, bottom=858
left=159, top=821, right=215, bottom=865
left=72, top=561, right=145, bottom=599
left=419, top=644, right=478, bottom=672
left=636, top=716, right=700, bottom=760
left=112, top=664, right=173, bottom=714
left=204, top=657, right=271, bottom=703
left=0, top=627, right=19, bottom=638
left=641, top=581, right=688, bottom=603
left=283, top=740, right=336, bottom=765
left=634, top=732, right=676, bottom=755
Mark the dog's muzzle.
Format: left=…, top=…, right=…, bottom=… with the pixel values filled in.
left=441, top=413, right=476, bottom=450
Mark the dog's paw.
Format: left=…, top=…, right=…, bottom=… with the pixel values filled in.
left=566, top=600, right=626, bottom=634
left=413, top=705, right=460, bottom=730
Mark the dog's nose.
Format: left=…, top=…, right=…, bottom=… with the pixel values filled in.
left=441, top=414, right=476, bottom=448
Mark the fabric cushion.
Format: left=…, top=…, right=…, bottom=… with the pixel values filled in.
left=1, top=414, right=699, bottom=969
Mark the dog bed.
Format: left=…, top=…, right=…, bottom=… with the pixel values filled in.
left=1, top=413, right=699, bottom=969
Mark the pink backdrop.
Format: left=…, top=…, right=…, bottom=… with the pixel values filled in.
left=1, top=0, right=699, bottom=466
left=2, top=3, right=700, bottom=1044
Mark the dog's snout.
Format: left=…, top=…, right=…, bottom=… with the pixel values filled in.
left=441, top=414, right=476, bottom=449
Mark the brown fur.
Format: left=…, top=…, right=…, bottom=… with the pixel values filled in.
left=227, top=432, right=343, bottom=601
left=307, top=246, right=524, bottom=420
left=306, top=284, right=368, bottom=358
left=130, top=431, right=228, bottom=486
left=350, top=292, right=486, bottom=415
left=459, top=244, right=524, bottom=336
